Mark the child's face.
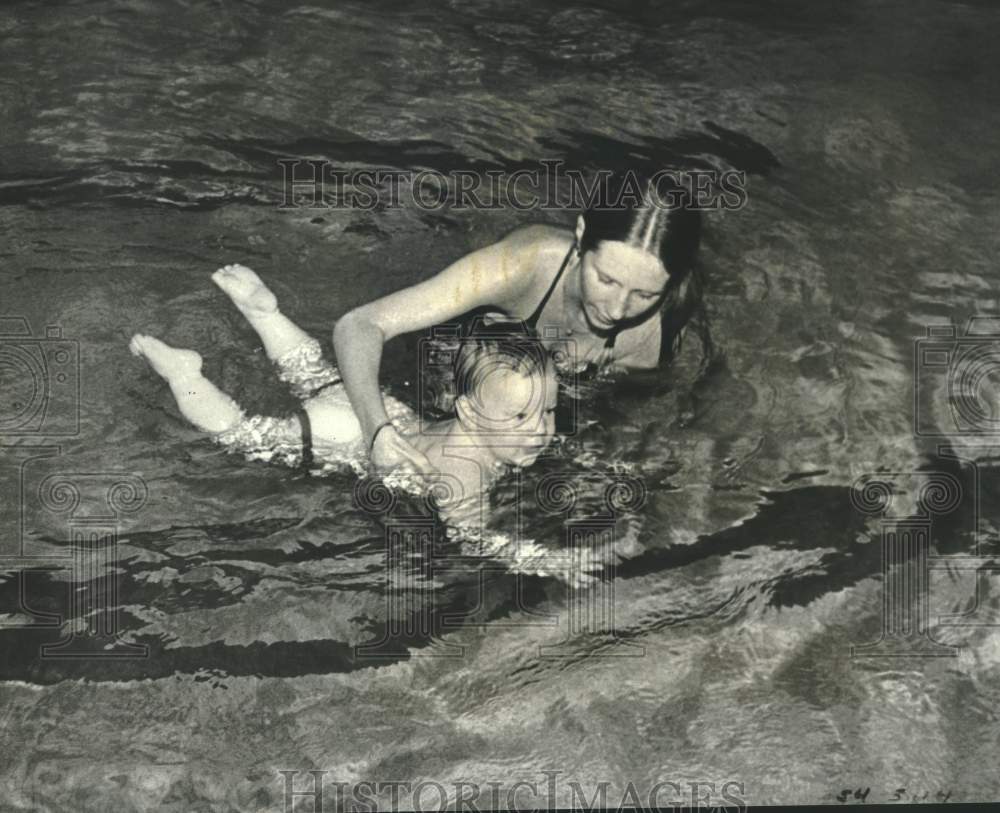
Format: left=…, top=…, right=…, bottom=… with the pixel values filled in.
left=462, top=359, right=558, bottom=466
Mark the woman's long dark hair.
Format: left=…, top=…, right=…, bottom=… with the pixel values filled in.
left=578, top=170, right=712, bottom=370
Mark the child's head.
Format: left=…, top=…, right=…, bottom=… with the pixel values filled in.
left=451, top=321, right=557, bottom=467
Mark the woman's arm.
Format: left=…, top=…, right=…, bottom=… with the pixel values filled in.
left=333, top=229, right=539, bottom=470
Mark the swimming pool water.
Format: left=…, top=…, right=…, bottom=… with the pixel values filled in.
left=2, top=0, right=1000, bottom=809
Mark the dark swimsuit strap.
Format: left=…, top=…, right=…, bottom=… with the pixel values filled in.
left=527, top=241, right=618, bottom=352
left=526, top=243, right=576, bottom=329
left=296, top=374, right=345, bottom=474
left=297, top=408, right=314, bottom=472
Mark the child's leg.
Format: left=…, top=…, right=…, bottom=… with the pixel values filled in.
left=129, top=334, right=243, bottom=433
left=212, top=264, right=313, bottom=361
left=213, top=265, right=345, bottom=403
left=130, top=333, right=308, bottom=466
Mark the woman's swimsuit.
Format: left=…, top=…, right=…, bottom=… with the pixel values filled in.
left=524, top=243, right=618, bottom=378
left=420, top=243, right=627, bottom=417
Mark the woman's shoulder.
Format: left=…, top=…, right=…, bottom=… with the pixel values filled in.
left=434, top=224, right=573, bottom=315
left=496, top=223, right=575, bottom=273
left=498, top=223, right=572, bottom=253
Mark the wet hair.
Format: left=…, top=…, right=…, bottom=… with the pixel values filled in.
left=579, top=170, right=711, bottom=367
left=453, top=319, right=549, bottom=402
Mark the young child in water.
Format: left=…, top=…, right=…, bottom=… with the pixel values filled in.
left=130, top=264, right=558, bottom=520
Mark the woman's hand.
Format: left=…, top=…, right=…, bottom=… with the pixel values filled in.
left=333, top=229, right=537, bottom=462
left=370, top=424, right=437, bottom=476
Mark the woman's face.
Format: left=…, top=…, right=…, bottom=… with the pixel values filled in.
left=579, top=240, right=669, bottom=329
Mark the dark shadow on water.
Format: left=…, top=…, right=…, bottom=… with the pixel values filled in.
left=4, top=450, right=995, bottom=685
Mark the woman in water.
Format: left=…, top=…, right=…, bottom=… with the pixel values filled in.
left=333, top=171, right=706, bottom=474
